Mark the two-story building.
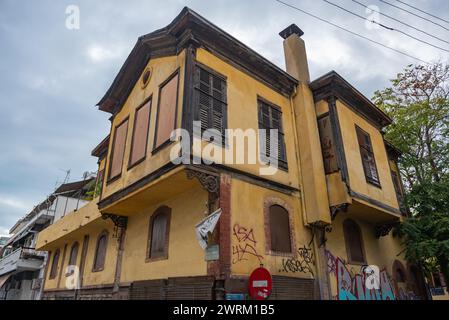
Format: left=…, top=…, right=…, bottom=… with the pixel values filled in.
left=0, top=179, right=94, bottom=300
left=35, top=7, right=427, bottom=300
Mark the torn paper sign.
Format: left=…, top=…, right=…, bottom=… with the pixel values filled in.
left=195, top=208, right=222, bottom=250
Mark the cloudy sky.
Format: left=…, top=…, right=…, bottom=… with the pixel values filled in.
left=0, top=0, right=448, bottom=236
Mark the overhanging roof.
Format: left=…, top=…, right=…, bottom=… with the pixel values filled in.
left=91, top=135, right=110, bottom=158
left=310, top=71, right=392, bottom=128
left=96, top=6, right=298, bottom=114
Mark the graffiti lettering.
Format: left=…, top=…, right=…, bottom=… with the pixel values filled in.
left=232, top=224, right=263, bottom=264
left=279, top=245, right=315, bottom=276
left=336, top=258, right=395, bottom=300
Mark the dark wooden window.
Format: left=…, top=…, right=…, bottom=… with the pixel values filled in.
left=108, top=119, right=129, bottom=181
left=49, top=249, right=60, bottom=279
left=68, top=242, right=79, bottom=266
left=343, top=219, right=366, bottom=264
left=269, top=205, right=292, bottom=253
left=318, top=114, right=338, bottom=173
left=148, top=206, right=171, bottom=260
left=129, top=98, right=152, bottom=166
left=93, top=231, right=108, bottom=272
left=154, top=72, right=179, bottom=150
left=391, top=170, right=405, bottom=212
left=356, top=126, right=380, bottom=186
left=258, top=99, right=288, bottom=169
left=194, top=65, right=227, bottom=137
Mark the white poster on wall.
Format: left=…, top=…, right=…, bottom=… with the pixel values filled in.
left=195, top=208, right=222, bottom=250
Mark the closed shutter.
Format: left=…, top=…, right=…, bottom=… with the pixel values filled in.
left=166, top=276, right=215, bottom=300
left=356, top=126, right=379, bottom=185
left=269, top=205, right=292, bottom=253
left=129, top=279, right=167, bottom=300
left=343, top=219, right=365, bottom=264
left=194, top=66, right=227, bottom=136
left=155, top=73, right=179, bottom=149
left=68, top=242, right=79, bottom=266
left=129, top=100, right=151, bottom=165
left=50, top=249, right=60, bottom=279
left=318, top=115, right=338, bottom=173
left=269, top=276, right=315, bottom=300
left=109, top=119, right=129, bottom=180
left=149, top=207, right=171, bottom=259
left=257, top=100, right=287, bottom=169
left=94, top=233, right=108, bottom=270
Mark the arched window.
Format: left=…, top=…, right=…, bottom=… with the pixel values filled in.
left=268, top=204, right=292, bottom=253
left=68, top=242, right=79, bottom=266
left=343, top=219, right=366, bottom=264
left=49, top=249, right=60, bottom=279
left=93, top=231, right=108, bottom=272
left=148, top=206, right=171, bottom=260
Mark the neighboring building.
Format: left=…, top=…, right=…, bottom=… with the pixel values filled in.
left=35, top=8, right=427, bottom=300
left=0, top=237, right=9, bottom=251
left=0, top=179, right=94, bottom=300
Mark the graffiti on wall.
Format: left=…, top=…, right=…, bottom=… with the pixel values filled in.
left=279, top=245, right=315, bottom=276
left=232, top=224, right=263, bottom=264
left=325, top=249, right=396, bottom=300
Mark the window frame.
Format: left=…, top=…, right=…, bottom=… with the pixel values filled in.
left=107, top=117, right=129, bottom=184
left=317, top=112, right=339, bottom=174
left=128, top=96, right=153, bottom=169
left=49, top=249, right=60, bottom=279
left=92, top=230, right=109, bottom=273
left=355, top=125, right=381, bottom=188
left=264, top=198, right=295, bottom=257
left=193, top=62, right=228, bottom=146
left=343, top=218, right=367, bottom=265
left=146, top=206, right=172, bottom=262
left=257, top=96, right=288, bottom=171
left=152, top=69, right=180, bottom=154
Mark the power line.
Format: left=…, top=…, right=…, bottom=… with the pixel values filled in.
left=395, top=0, right=449, bottom=25
left=321, top=0, right=449, bottom=53
left=352, top=0, right=449, bottom=46
left=379, top=0, right=449, bottom=32
left=274, top=0, right=429, bottom=64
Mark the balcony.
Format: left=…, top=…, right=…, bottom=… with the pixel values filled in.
left=0, top=247, right=45, bottom=276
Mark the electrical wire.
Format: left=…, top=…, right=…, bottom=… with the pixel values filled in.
left=274, top=0, right=429, bottom=64
left=352, top=0, right=449, bottom=46
left=395, top=0, right=449, bottom=25
left=379, top=0, right=449, bottom=32
left=322, top=0, right=449, bottom=53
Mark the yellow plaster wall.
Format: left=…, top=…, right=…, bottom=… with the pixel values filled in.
left=229, top=178, right=314, bottom=279
left=102, top=51, right=186, bottom=200
left=195, top=48, right=300, bottom=190
left=336, top=99, right=399, bottom=210
left=120, top=184, right=209, bottom=282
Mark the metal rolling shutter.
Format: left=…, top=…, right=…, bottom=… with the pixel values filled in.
left=269, top=276, right=315, bottom=300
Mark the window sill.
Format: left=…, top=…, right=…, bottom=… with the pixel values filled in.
left=145, top=255, right=168, bottom=263
left=366, top=179, right=382, bottom=189
left=127, top=156, right=146, bottom=171
left=91, top=267, right=105, bottom=273
left=152, top=139, right=175, bottom=156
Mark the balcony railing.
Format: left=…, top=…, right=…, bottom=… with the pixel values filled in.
left=0, top=247, right=45, bottom=276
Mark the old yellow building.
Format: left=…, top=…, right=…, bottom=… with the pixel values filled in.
left=35, top=8, right=427, bottom=300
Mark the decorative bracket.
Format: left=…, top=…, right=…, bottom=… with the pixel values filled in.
left=330, top=203, right=349, bottom=221
left=375, top=221, right=400, bottom=238
left=102, top=213, right=128, bottom=228
left=186, top=168, right=220, bottom=195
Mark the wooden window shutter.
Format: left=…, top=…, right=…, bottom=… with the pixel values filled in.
left=149, top=206, right=171, bottom=259
left=355, top=126, right=380, bottom=186
left=343, top=219, right=365, bottom=264
left=68, top=242, right=79, bottom=266
left=269, top=205, right=292, bottom=253
left=93, top=232, right=108, bottom=271
left=194, top=66, right=227, bottom=135
left=49, top=249, right=60, bottom=279
left=257, top=99, right=287, bottom=169
left=154, top=73, right=179, bottom=149
left=318, top=115, right=338, bottom=173
left=109, top=119, right=129, bottom=180
left=129, top=100, right=151, bottom=166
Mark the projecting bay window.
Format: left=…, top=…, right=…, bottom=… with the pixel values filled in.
left=391, top=170, right=406, bottom=212
left=355, top=125, right=380, bottom=187
left=317, top=114, right=338, bottom=174
left=258, top=99, right=288, bottom=170
left=193, top=64, right=227, bottom=142
left=108, top=118, right=129, bottom=182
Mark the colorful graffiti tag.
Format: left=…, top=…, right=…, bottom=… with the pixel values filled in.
left=325, top=249, right=396, bottom=300
left=232, top=224, right=263, bottom=264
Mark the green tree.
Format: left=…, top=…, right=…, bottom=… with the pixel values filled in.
left=373, top=63, right=449, bottom=288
